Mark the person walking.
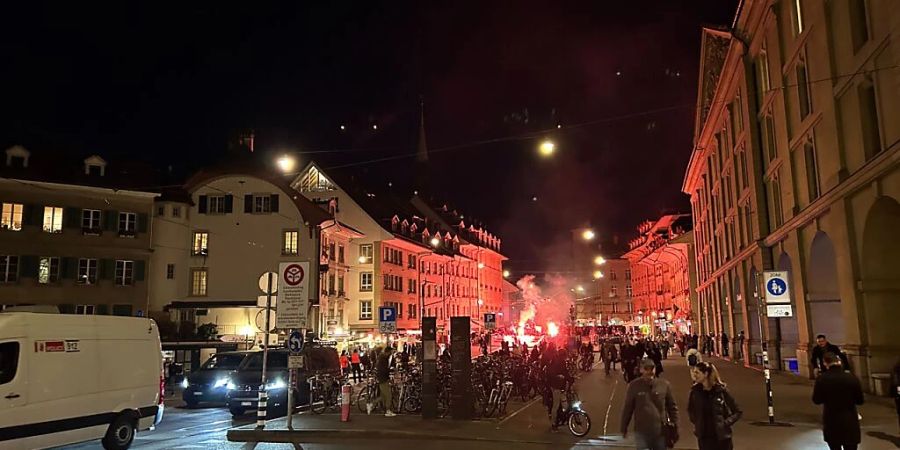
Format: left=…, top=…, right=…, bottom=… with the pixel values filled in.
left=375, top=347, right=395, bottom=417
left=350, top=349, right=362, bottom=383
left=339, top=350, right=350, bottom=378
left=688, top=362, right=742, bottom=450
left=736, top=331, right=745, bottom=360
left=813, top=352, right=864, bottom=450
left=720, top=332, right=729, bottom=358
left=811, top=335, right=850, bottom=377
left=621, top=358, right=678, bottom=450
left=647, top=342, right=664, bottom=377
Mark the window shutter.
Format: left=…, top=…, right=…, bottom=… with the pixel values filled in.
left=58, top=304, right=75, bottom=314
left=96, top=304, right=109, bottom=315
left=198, top=195, right=208, bottom=214
left=20, top=255, right=38, bottom=278
left=65, top=207, right=81, bottom=228
left=134, top=260, right=146, bottom=281
left=22, top=204, right=37, bottom=226
left=137, top=213, right=148, bottom=233
left=99, top=259, right=115, bottom=280
left=61, top=257, right=77, bottom=279
left=224, top=195, right=234, bottom=213
left=244, top=195, right=253, bottom=213
left=104, top=210, right=118, bottom=232
left=270, top=194, right=279, bottom=212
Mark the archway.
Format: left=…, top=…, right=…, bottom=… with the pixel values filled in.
left=775, top=252, right=800, bottom=367
left=861, top=196, right=900, bottom=373
left=806, top=231, right=844, bottom=345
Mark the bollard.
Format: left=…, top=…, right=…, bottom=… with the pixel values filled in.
left=341, top=382, right=351, bottom=422
left=257, top=388, right=267, bottom=428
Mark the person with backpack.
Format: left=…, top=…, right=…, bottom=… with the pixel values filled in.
left=621, top=358, right=679, bottom=450
left=688, top=362, right=742, bottom=450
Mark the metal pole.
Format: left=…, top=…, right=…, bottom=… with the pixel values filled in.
left=754, top=271, right=775, bottom=425
left=287, top=328, right=295, bottom=430
left=258, top=272, right=274, bottom=428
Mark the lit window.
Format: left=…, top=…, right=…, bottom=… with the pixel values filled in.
left=359, top=244, right=373, bottom=263
left=360, top=272, right=373, bottom=292
left=283, top=230, right=299, bottom=255
left=191, top=268, right=208, bottom=296
left=119, top=212, right=137, bottom=235
left=77, top=258, right=97, bottom=285
left=82, top=209, right=101, bottom=231
left=359, top=300, right=373, bottom=320
left=0, top=256, right=18, bottom=283
left=40, top=206, right=63, bottom=233
left=1, top=203, right=23, bottom=231
left=38, top=257, right=60, bottom=284
left=192, top=232, right=209, bottom=256
left=115, top=260, right=134, bottom=286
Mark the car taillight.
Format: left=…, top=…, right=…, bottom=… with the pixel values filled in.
left=159, top=376, right=165, bottom=405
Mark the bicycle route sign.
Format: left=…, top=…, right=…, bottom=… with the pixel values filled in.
left=378, top=306, right=397, bottom=334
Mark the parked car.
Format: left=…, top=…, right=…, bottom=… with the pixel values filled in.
left=226, top=346, right=340, bottom=418
left=182, top=351, right=252, bottom=407
left=0, top=312, right=164, bottom=450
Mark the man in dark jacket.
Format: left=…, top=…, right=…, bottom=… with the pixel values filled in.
left=813, top=352, right=864, bottom=450
left=547, top=348, right=573, bottom=431
left=621, top=358, right=678, bottom=450
left=811, top=335, right=850, bottom=376
left=375, top=347, right=395, bottom=417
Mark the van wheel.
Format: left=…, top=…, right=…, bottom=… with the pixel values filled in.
left=229, top=407, right=246, bottom=417
left=102, top=413, right=136, bottom=450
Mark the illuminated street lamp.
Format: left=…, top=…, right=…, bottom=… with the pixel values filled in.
left=539, top=139, right=555, bottom=157
left=358, top=256, right=367, bottom=264
left=477, top=262, right=485, bottom=269
left=581, top=229, right=595, bottom=241
left=593, top=270, right=604, bottom=280
left=430, top=237, right=440, bottom=247
left=502, top=270, right=510, bottom=278
left=576, top=285, right=585, bottom=293
left=276, top=155, right=296, bottom=173
left=593, top=255, right=606, bottom=265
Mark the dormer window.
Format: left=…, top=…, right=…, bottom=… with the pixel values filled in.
left=5, top=146, right=30, bottom=168
left=84, top=155, right=107, bottom=176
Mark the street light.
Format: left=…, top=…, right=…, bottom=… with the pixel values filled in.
left=276, top=155, right=296, bottom=173
left=502, top=270, right=510, bottom=278
left=593, top=270, right=604, bottom=280
left=582, top=229, right=595, bottom=241
left=576, top=285, right=585, bottom=293
left=430, top=237, right=440, bottom=247
left=593, top=255, right=606, bottom=265
left=539, top=139, right=555, bottom=157
left=477, top=262, right=485, bottom=269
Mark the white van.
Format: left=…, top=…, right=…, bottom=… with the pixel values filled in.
left=0, top=312, right=164, bottom=449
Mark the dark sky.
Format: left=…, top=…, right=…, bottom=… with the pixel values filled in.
left=1, top=1, right=737, bottom=272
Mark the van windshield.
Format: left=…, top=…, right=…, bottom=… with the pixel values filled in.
left=201, top=353, right=245, bottom=370
left=243, top=352, right=288, bottom=370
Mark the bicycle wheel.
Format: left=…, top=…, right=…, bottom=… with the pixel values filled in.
left=568, top=411, right=591, bottom=437
left=401, top=395, right=421, bottom=414
left=310, top=388, right=326, bottom=415
left=356, top=388, right=369, bottom=413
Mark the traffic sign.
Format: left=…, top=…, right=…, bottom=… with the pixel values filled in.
left=276, top=262, right=310, bottom=329
left=258, top=272, right=278, bottom=295
left=483, top=313, right=496, bottom=330
left=763, top=271, right=791, bottom=304
left=288, top=355, right=305, bottom=369
left=287, top=330, right=303, bottom=353
left=379, top=306, right=397, bottom=333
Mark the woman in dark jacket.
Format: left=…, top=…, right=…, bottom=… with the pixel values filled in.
left=688, top=362, right=742, bottom=450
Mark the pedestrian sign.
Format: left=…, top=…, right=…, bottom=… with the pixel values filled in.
left=763, top=271, right=791, bottom=304
left=484, top=313, right=496, bottom=330
left=379, top=306, right=397, bottom=333
left=287, top=330, right=303, bottom=353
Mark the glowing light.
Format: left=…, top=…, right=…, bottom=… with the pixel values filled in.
left=502, top=270, right=510, bottom=278
left=239, top=325, right=256, bottom=337
left=334, top=326, right=344, bottom=335
left=539, top=140, right=555, bottom=156
left=340, top=125, right=346, bottom=131
left=430, top=237, right=440, bottom=247
left=477, top=262, right=485, bottom=269
left=372, top=124, right=378, bottom=130
left=477, top=299, right=484, bottom=306
left=582, top=229, right=596, bottom=241
left=276, top=155, right=296, bottom=173
left=358, top=256, right=367, bottom=263
left=556, top=124, right=562, bottom=129
left=576, top=285, right=585, bottom=293
left=593, top=270, right=604, bottom=279
left=547, top=321, right=560, bottom=337
left=532, top=196, right=538, bottom=202
left=594, top=255, right=606, bottom=265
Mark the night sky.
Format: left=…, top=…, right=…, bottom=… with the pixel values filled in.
left=1, top=1, right=737, bottom=273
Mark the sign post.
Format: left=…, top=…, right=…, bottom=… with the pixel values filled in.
left=483, top=313, right=496, bottom=354
left=276, top=262, right=310, bottom=329
left=378, top=306, right=397, bottom=334
left=752, top=271, right=793, bottom=428
left=286, top=330, right=303, bottom=429
left=256, top=271, right=278, bottom=429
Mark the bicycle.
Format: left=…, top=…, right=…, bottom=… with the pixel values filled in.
left=552, top=388, right=591, bottom=437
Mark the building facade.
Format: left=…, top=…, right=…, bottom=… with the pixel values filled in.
left=0, top=146, right=156, bottom=316
left=685, top=0, right=900, bottom=390
left=623, top=215, right=696, bottom=335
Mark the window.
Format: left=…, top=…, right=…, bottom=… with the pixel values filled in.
left=739, top=150, right=749, bottom=189
left=804, top=140, right=821, bottom=201
left=408, top=279, right=416, bottom=293
left=408, top=303, right=417, bottom=320
left=43, top=207, right=63, bottom=233
left=166, top=263, right=175, bottom=280
left=118, top=212, right=136, bottom=235
left=791, top=0, right=804, bottom=36
left=359, top=244, right=373, bottom=264
left=755, top=51, right=771, bottom=106
left=337, top=275, right=345, bottom=295
left=75, top=305, right=95, bottom=315
left=408, top=254, right=416, bottom=269
left=77, top=258, right=97, bottom=285
left=0, top=342, right=20, bottom=385
left=82, top=209, right=101, bottom=231
left=38, top=257, right=60, bottom=284
left=626, top=284, right=633, bottom=297
left=731, top=95, right=744, bottom=135
left=283, top=230, right=299, bottom=255
left=157, top=206, right=165, bottom=217
left=192, top=232, right=209, bottom=256
left=763, top=115, right=777, bottom=162
left=208, top=195, right=226, bottom=214
left=770, top=177, right=784, bottom=228
left=338, top=245, right=345, bottom=264
left=625, top=269, right=632, bottom=280
left=115, top=260, right=134, bottom=286
left=328, top=274, right=336, bottom=293
left=850, top=0, right=870, bottom=52
left=191, top=268, right=208, bottom=296
left=359, top=300, right=373, bottom=320
left=610, top=270, right=617, bottom=281
left=172, top=206, right=181, bottom=218
left=859, top=82, right=882, bottom=160
left=360, top=272, right=373, bottom=292
left=796, top=60, right=812, bottom=119
left=0, top=256, right=18, bottom=283
left=1, top=203, right=23, bottom=231
left=252, top=195, right=271, bottom=213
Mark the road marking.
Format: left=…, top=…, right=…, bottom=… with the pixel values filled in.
left=602, top=378, right=618, bottom=436
left=496, top=396, right=542, bottom=428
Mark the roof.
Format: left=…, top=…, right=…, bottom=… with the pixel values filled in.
left=693, top=28, right=732, bottom=145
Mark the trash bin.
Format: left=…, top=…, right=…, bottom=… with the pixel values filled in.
left=872, top=373, right=891, bottom=396
left=783, top=357, right=799, bottom=375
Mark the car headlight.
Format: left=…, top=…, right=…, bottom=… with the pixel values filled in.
left=266, top=379, right=287, bottom=390
left=226, top=380, right=237, bottom=391
left=213, top=378, right=229, bottom=388
left=181, top=378, right=189, bottom=389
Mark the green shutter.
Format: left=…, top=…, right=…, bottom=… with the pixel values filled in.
left=137, top=213, right=148, bottom=233
left=270, top=194, right=279, bottom=213
left=224, top=195, right=234, bottom=213
left=244, top=195, right=253, bottom=213
left=134, top=260, right=146, bottom=281
left=99, top=259, right=115, bottom=280
left=61, top=257, right=76, bottom=279
left=104, top=210, right=118, bottom=232
left=96, top=304, right=109, bottom=315
left=20, top=255, right=38, bottom=278
left=64, top=208, right=81, bottom=228
left=22, top=204, right=42, bottom=227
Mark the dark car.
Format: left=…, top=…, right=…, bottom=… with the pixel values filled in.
left=182, top=351, right=252, bottom=407
left=226, top=346, right=340, bottom=417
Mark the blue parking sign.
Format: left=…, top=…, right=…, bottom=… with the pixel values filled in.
left=379, top=306, right=397, bottom=333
